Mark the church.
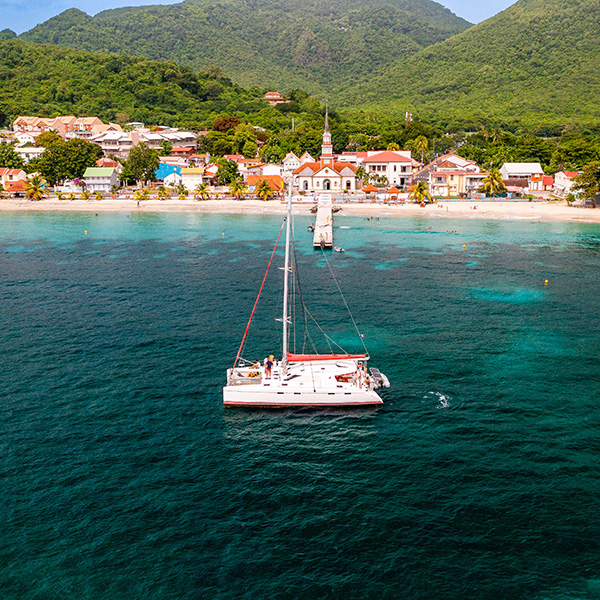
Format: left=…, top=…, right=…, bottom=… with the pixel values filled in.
left=293, top=111, right=357, bottom=193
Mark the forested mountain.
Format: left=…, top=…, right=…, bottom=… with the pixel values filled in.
left=0, top=39, right=286, bottom=130
left=355, top=0, right=600, bottom=128
left=20, top=0, right=470, bottom=98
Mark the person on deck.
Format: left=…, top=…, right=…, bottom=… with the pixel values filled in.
left=265, top=356, right=273, bottom=378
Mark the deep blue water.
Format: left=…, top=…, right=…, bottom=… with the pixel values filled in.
left=1, top=210, right=600, bottom=599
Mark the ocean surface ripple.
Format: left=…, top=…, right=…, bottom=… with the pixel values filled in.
left=1, top=212, right=600, bottom=599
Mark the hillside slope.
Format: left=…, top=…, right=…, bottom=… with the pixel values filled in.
left=0, top=39, right=273, bottom=129
left=356, top=0, right=600, bottom=127
left=20, top=0, right=470, bottom=98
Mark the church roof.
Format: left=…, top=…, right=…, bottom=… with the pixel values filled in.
left=293, top=161, right=356, bottom=176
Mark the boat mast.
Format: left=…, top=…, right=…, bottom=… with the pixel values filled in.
left=281, top=180, right=292, bottom=373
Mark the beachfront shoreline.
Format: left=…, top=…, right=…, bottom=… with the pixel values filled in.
left=1, top=198, right=599, bottom=223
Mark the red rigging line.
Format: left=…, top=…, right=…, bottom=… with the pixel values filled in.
left=232, top=218, right=286, bottom=370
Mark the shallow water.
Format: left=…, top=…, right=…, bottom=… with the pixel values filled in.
left=1, top=211, right=600, bottom=599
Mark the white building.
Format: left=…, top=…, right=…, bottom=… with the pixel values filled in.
left=15, top=145, right=45, bottom=163
left=500, top=162, right=545, bottom=190
left=553, top=171, right=579, bottom=197
left=282, top=152, right=300, bottom=177
left=83, top=167, right=119, bottom=193
left=361, top=151, right=414, bottom=188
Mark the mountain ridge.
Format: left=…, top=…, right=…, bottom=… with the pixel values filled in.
left=20, top=0, right=471, bottom=98
left=353, top=0, right=600, bottom=127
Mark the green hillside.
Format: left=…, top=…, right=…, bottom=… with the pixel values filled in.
left=0, top=39, right=283, bottom=130
left=355, top=0, right=600, bottom=128
left=20, top=0, right=470, bottom=98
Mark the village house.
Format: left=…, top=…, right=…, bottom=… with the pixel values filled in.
left=282, top=152, right=300, bottom=177
left=293, top=112, right=357, bottom=194
left=361, top=151, right=414, bottom=188
left=83, top=167, right=119, bottom=193
left=428, top=169, right=488, bottom=197
left=180, top=167, right=211, bottom=191
left=14, top=145, right=45, bottom=163
left=0, top=168, right=27, bottom=192
left=263, top=92, right=290, bottom=107
left=553, top=171, right=579, bottom=197
left=500, top=163, right=545, bottom=191
left=418, top=154, right=486, bottom=197
left=246, top=174, right=284, bottom=195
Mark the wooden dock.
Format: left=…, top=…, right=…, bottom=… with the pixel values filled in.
left=313, top=196, right=333, bottom=249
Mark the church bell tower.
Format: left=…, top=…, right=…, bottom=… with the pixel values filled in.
left=320, top=105, right=334, bottom=168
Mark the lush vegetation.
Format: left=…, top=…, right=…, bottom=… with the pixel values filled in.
left=20, top=0, right=469, bottom=99
left=356, top=0, right=600, bottom=128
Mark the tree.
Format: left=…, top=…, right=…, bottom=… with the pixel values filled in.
left=30, top=138, right=102, bottom=185
left=159, top=140, right=173, bottom=156
left=194, top=182, right=210, bottom=200
left=133, top=188, right=150, bottom=202
left=0, top=183, right=5, bottom=198
left=176, top=184, right=188, bottom=199
left=81, top=190, right=91, bottom=200
left=157, top=185, right=169, bottom=200
left=409, top=181, right=432, bottom=204
left=229, top=179, right=248, bottom=200
left=254, top=179, right=273, bottom=201
left=35, top=131, right=62, bottom=148
left=480, top=168, right=506, bottom=196
left=0, top=145, right=25, bottom=169
left=213, top=116, right=241, bottom=133
left=25, top=174, right=46, bottom=201
left=573, top=161, right=600, bottom=202
left=413, top=135, right=429, bottom=165
left=216, top=159, right=240, bottom=185
left=121, top=143, right=159, bottom=185
left=355, top=166, right=369, bottom=184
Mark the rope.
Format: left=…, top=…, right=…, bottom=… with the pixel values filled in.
left=232, top=218, right=286, bottom=370
left=320, top=247, right=370, bottom=357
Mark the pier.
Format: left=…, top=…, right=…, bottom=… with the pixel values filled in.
left=313, top=195, right=333, bottom=249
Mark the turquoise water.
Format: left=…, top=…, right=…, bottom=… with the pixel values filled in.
left=2, top=211, right=600, bottom=599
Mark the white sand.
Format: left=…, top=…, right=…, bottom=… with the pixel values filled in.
left=1, top=197, right=599, bottom=223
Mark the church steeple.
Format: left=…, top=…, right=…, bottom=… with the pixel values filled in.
left=320, top=103, right=334, bottom=167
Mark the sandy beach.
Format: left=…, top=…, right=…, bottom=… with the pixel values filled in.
left=1, top=197, right=599, bottom=223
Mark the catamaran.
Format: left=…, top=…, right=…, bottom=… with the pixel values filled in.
left=222, top=184, right=389, bottom=408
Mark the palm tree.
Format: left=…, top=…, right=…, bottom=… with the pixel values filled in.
left=81, top=190, right=91, bottom=200
left=409, top=181, right=433, bottom=204
left=229, top=179, right=248, bottom=201
left=414, top=136, right=429, bottom=165
left=68, top=192, right=76, bottom=201
left=25, top=175, right=46, bottom=201
left=480, top=168, right=506, bottom=197
left=386, top=142, right=400, bottom=151
left=176, top=184, right=188, bottom=199
left=94, top=191, right=103, bottom=201
left=133, top=188, right=150, bottom=203
left=194, top=182, right=210, bottom=201
left=56, top=191, right=64, bottom=200
left=254, top=179, right=273, bottom=201
left=157, top=185, right=169, bottom=201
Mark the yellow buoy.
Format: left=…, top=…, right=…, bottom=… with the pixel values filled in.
left=544, top=279, right=548, bottom=285
left=84, top=230, right=88, bottom=234
left=462, top=244, right=465, bottom=249
left=222, top=232, right=225, bottom=236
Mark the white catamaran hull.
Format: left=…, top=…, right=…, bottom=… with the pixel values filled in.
left=223, top=386, right=383, bottom=408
